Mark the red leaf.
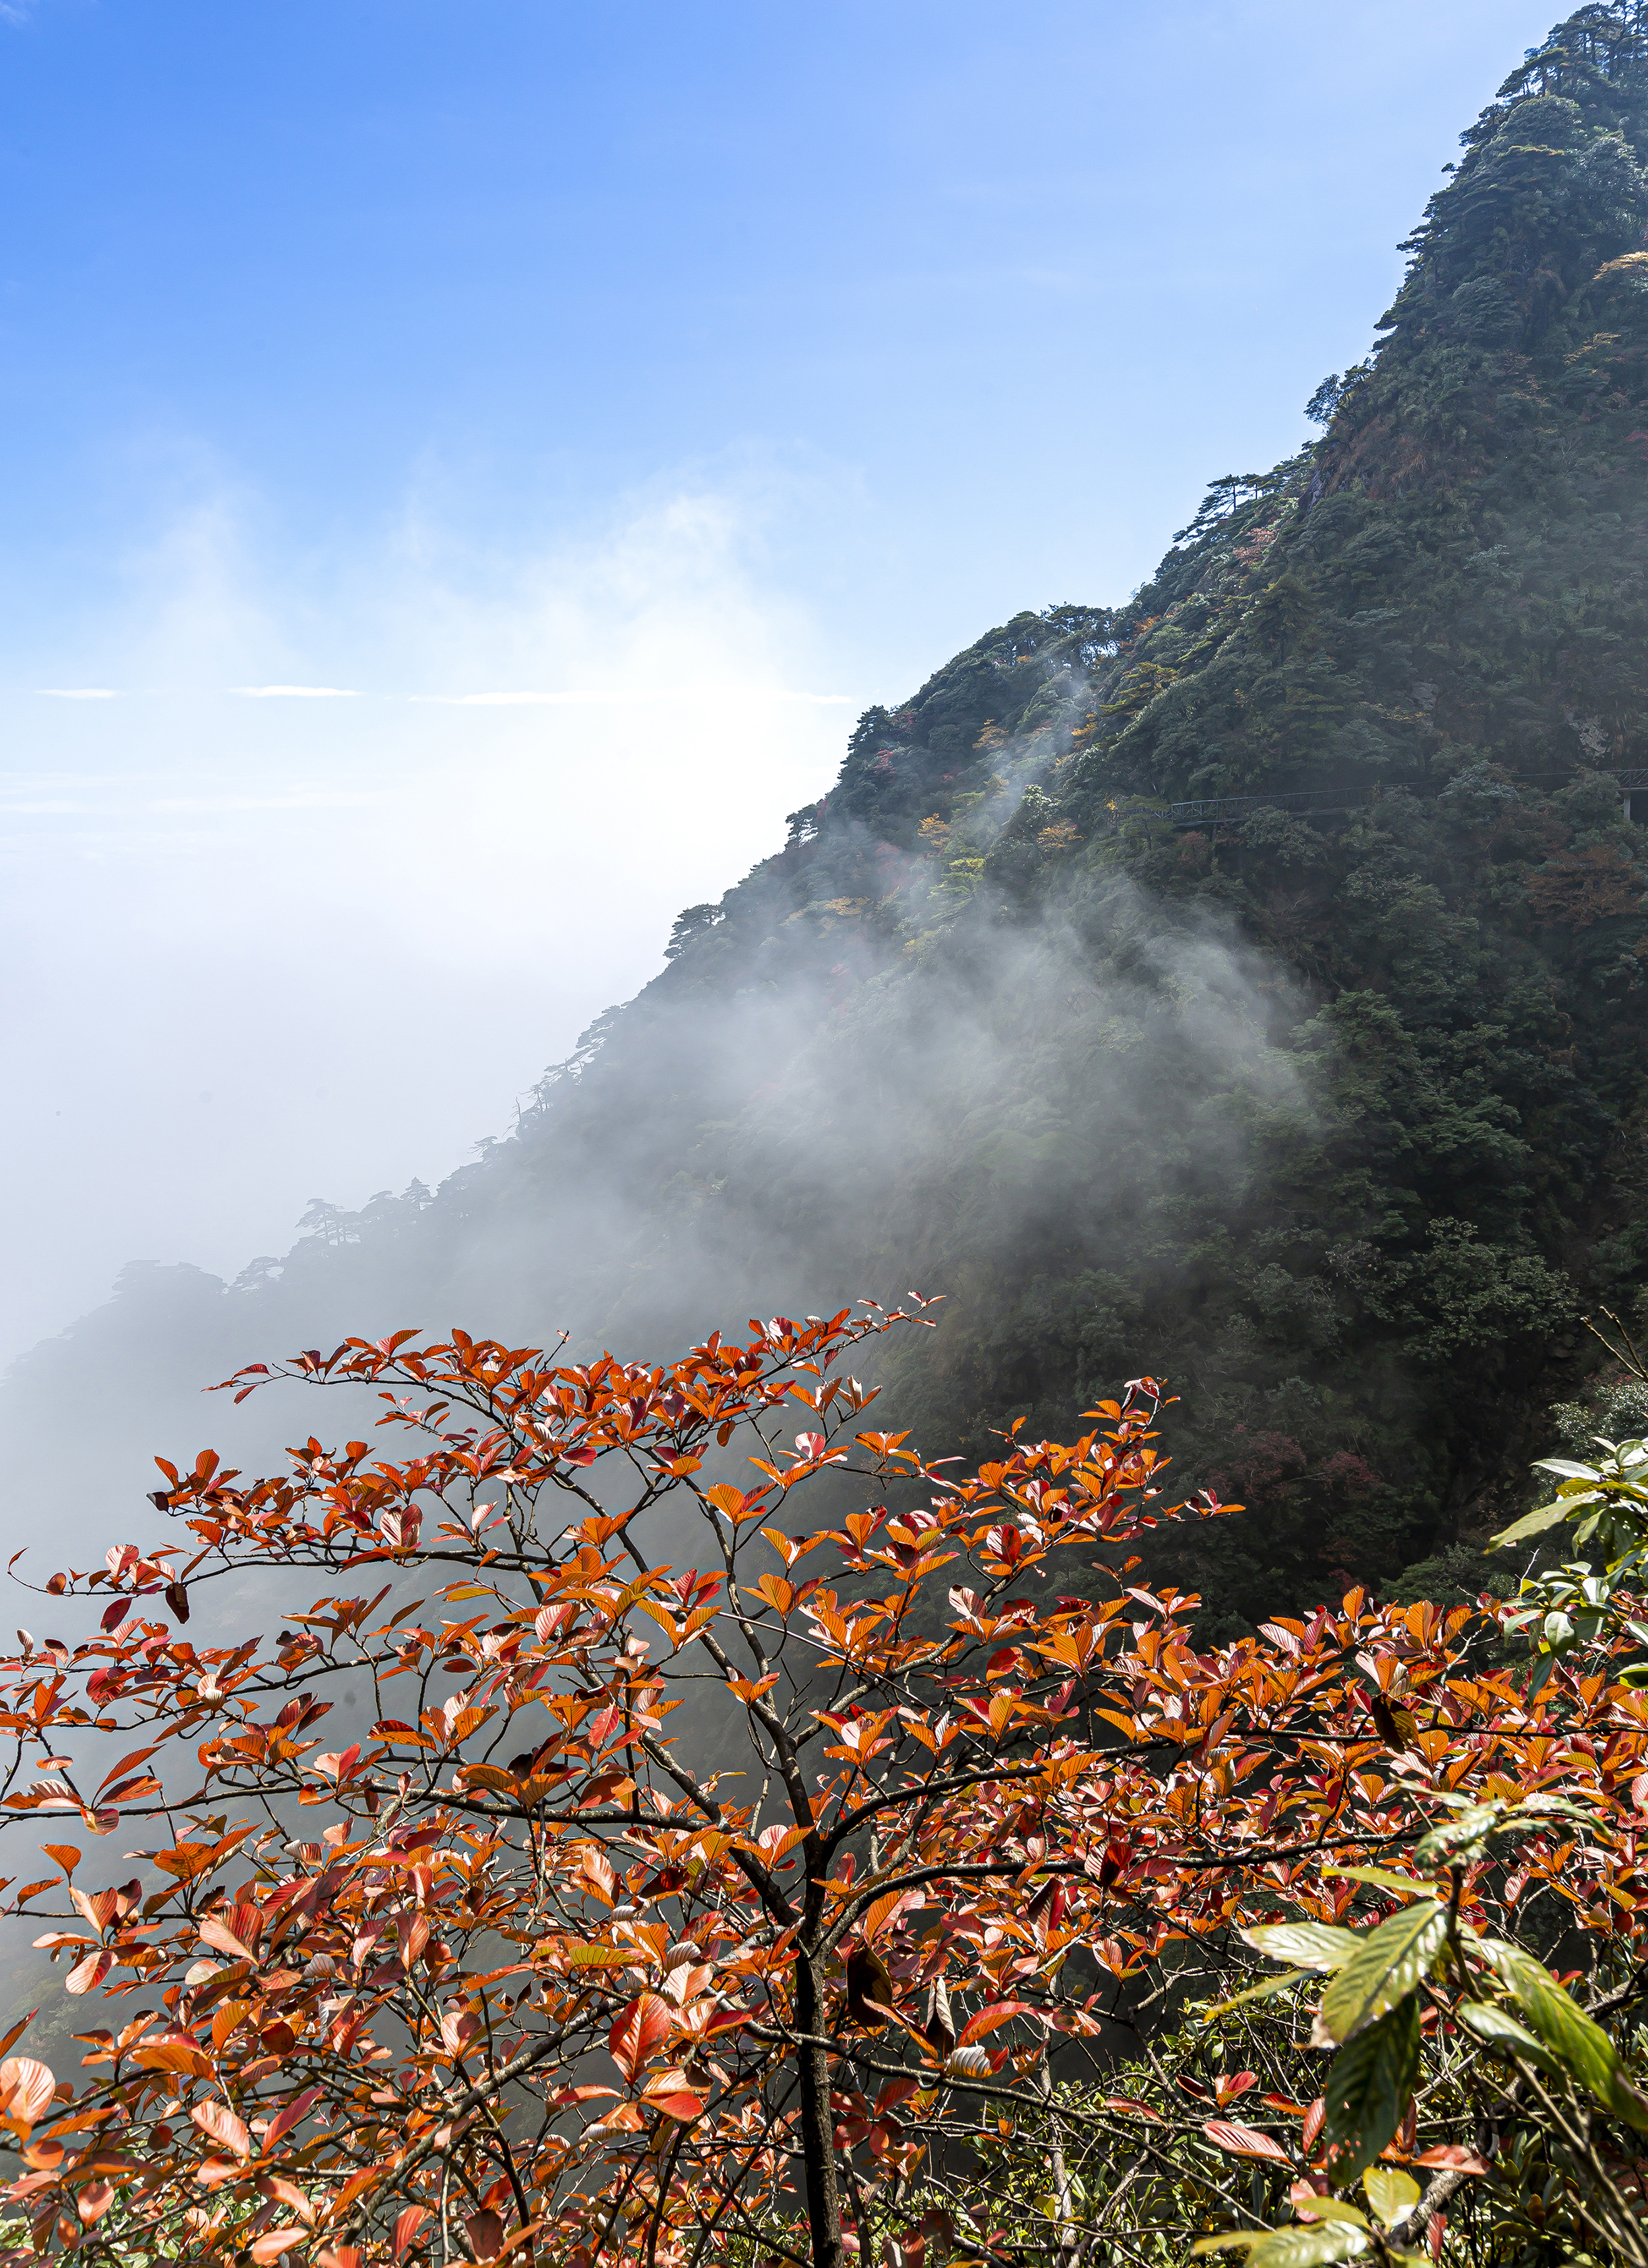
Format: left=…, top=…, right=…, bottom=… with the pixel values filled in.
left=956, top=2001, right=1041, bottom=2048
left=191, top=2097, right=252, bottom=2160
left=464, top=2210, right=505, bottom=2262
left=647, top=2087, right=703, bottom=2122
left=261, top=2084, right=322, bottom=2153
left=1202, top=2120, right=1292, bottom=2165
left=1413, top=2145, right=1491, bottom=2175
left=93, top=1745, right=161, bottom=1799
left=0, top=2012, right=36, bottom=2063
left=65, top=1949, right=113, bottom=1995
left=76, top=2180, right=115, bottom=2225
left=251, top=2233, right=308, bottom=2264
left=198, top=1915, right=257, bottom=1963
left=394, top=2206, right=432, bottom=2260
left=608, top=1992, right=671, bottom=2085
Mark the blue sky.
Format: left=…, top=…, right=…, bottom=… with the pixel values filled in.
left=0, top=0, right=1560, bottom=1355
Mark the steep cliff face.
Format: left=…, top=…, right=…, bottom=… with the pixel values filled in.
left=14, top=5, right=1648, bottom=1634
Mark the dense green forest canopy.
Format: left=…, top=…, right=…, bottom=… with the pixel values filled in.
left=16, top=2, right=1648, bottom=1637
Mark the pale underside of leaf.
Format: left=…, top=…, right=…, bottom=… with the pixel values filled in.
left=1241, top=1921, right=1360, bottom=1974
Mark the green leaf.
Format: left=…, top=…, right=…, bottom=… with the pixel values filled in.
left=1249, top=2226, right=1373, bottom=2267
left=1525, top=1654, right=1558, bottom=1700
left=1415, top=1805, right=1504, bottom=1865
left=1241, top=1922, right=1361, bottom=1973
left=1322, top=1866, right=1437, bottom=1901
left=1477, top=1940, right=1648, bottom=2129
left=1363, top=2168, right=1421, bottom=2229
left=1200, top=1968, right=1312, bottom=2021
left=1191, top=2231, right=1375, bottom=2268
left=1320, top=1903, right=1448, bottom=2044
left=1488, top=1499, right=1583, bottom=1549
left=1321, top=1995, right=1421, bottom=2182
left=1456, top=1999, right=1550, bottom=2065
left=1531, top=1459, right=1603, bottom=1481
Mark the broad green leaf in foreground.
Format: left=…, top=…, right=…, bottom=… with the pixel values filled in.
left=1321, top=1996, right=1421, bottom=2181
left=1478, top=1940, right=1648, bottom=2130
left=1456, top=1999, right=1550, bottom=2066
left=1192, top=2225, right=1378, bottom=2267
left=1488, top=1495, right=1595, bottom=1548
left=1320, top=1904, right=1447, bottom=2044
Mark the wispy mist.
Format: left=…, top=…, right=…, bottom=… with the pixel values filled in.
left=0, top=481, right=854, bottom=1362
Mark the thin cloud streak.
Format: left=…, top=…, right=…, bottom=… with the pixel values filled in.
left=233, top=684, right=362, bottom=698
left=37, top=688, right=121, bottom=700
left=410, top=687, right=854, bottom=707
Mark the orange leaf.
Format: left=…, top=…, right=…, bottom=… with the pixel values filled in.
left=132, top=2039, right=213, bottom=2077
left=65, top=1950, right=113, bottom=1995
left=608, top=1992, right=671, bottom=2085
left=394, top=2205, right=433, bottom=2260
left=198, top=1915, right=257, bottom=1963
left=459, top=1764, right=518, bottom=1794
left=956, top=2001, right=1041, bottom=2048
left=191, top=2097, right=252, bottom=2160
left=76, top=2179, right=116, bottom=2226
left=0, top=2057, right=54, bottom=2125
left=252, top=2232, right=309, bottom=2264
left=332, top=2164, right=384, bottom=2215
left=727, top=1674, right=780, bottom=1704
left=40, top=1844, right=80, bottom=1876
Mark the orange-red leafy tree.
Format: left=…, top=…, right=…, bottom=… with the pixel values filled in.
left=2, top=1304, right=1648, bottom=2267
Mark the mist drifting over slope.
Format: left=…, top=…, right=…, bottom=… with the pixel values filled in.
left=0, top=654, right=1320, bottom=1580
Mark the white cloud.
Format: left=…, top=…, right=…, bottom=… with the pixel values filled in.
left=36, top=688, right=120, bottom=699
left=233, top=684, right=362, bottom=698
left=0, top=473, right=864, bottom=1361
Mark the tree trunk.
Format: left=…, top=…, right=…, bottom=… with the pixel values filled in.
left=795, top=1950, right=846, bottom=2268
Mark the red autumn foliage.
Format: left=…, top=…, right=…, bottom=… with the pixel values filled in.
left=0, top=1304, right=1645, bottom=2264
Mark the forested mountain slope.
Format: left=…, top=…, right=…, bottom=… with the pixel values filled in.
left=13, top=3, right=1648, bottom=1636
